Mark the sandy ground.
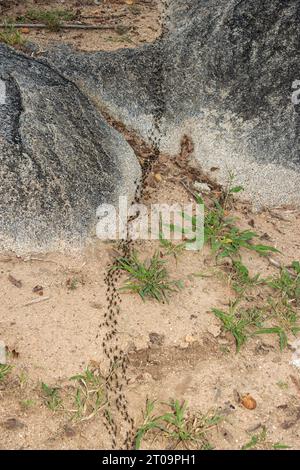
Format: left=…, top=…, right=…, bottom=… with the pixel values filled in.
left=0, top=0, right=161, bottom=52
left=1, top=167, right=300, bottom=450
left=1, top=0, right=300, bottom=451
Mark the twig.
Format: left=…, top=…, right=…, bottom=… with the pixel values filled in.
left=0, top=23, right=118, bottom=30
left=268, top=257, right=281, bottom=269
left=23, top=296, right=50, bottom=307
left=80, top=14, right=126, bottom=20
left=180, top=180, right=197, bottom=199
left=268, top=257, right=297, bottom=278
left=23, top=256, right=60, bottom=265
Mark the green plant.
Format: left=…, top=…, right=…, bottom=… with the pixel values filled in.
left=22, top=9, right=76, bottom=31
left=18, top=370, right=29, bottom=389
left=212, top=304, right=264, bottom=352
left=276, top=381, right=288, bottom=390
left=0, top=364, right=12, bottom=382
left=242, top=426, right=267, bottom=450
left=221, top=171, right=244, bottom=211
left=114, top=251, right=183, bottom=302
left=41, top=382, right=62, bottom=411
left=0, top=25, right=25, bottom=46
left=135, top=399, right=164, bottom=449
left=20, top=399, right=36, bottom=410
left=231, top=260, right=264, bottom=295
left=159, top=232, right=186, bottom=262
left=66, top=277, right=78, bottom=290
left=135, top=399, right=221, bottom=450
left=267, top=261, right=300, bottom=305
left=185, top=195, right=278, bottom=260
left=242, top=426, right=289, bottom=450
left=69, top=367, right=106, bottom=421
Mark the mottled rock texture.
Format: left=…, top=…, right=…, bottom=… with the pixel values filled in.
left=46, top=0, right=300, bottom=208
left=0, top=45, right=140, bottom=251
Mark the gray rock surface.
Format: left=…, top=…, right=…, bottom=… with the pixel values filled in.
left=1, top=0, right=300, bottom=252
left=45, top=0, right=300, bottom=208
left=0, top=44, right=140, bottom=252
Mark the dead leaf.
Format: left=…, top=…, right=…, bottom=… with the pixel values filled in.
left=8, top=274, right=22, bottom=288
left=241, top=394, right=257, bottom=410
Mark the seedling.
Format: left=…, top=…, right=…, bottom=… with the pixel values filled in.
left=21, top=9, right=76, bottom=31
left=41, top=382, right=62, bottom=411
left=267, top=261, right=300, bottom=305
left=230, top=260, right=264, bottom=295
left=20, top=399, right=36, bottom=410
left=159, top=232, right=186, bottom=262
left=276, top=381, right=289, bottom=390
left=0, top=25, right=25, bottom=46
left=212, top=304, right=264, bottom=352
left=183, top=195, right=278, bottom=260
left=134, top=399, right=221, bottom=450
left=66, top=277, right=78, bottom=291
left=254, top=297, right=300, bottom=350
left=242, top=426, right=289, bottom=450
left=221, top=171, right=244, bottom=211
left=69, top=367, right=106, bottom=421
left=0, top=364, right=12, bottom=382
left=114, top=251, right=183, bottom=302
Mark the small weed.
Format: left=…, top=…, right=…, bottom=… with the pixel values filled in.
left=18, top=370, right=29, bottom=389
left=41, top=382, right=62, bottom=411
left=254, top=297, right=300, bottom=350
left=20, top=399, right=36, bottom=410
left=114, top=251, right=183, bottom=302
left=219, top=344, right=231, bottom=354
left=212, top=305, right=264, bottom=352
left=69, top=367, right=106, bottom=421
left=242, top=426, right=268, bottom=450
left=230, top=260, right=264, bottom=295
left=221, top=171, right=244, bottom=211
left=104, top=35, right=134, bottom=44
left=0, top=364, right=12, bottom=382
left=267, top=261, right=300, bottom=305
left=0, top=25, right=25, bottom=46
left=21, top=9, right=76, bottom=31
left=242, top=426, right=289, bottom=450
left=159, top=232, right=186, bottom=262
left=276, top=381, right=289, bottom=390
left=194, top=195, right=278, bottom=260
left=66, top=277, right=78, bottom=290
left=135, top=399, right=221, bottom=450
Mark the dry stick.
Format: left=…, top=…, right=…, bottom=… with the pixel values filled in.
left=268, top=257, right=297, bottom=279
left=80, top=14, right=126, bottom=19
left=23, top=296, right=50, bottom=307
left=0, top=23, right=119, bottom=30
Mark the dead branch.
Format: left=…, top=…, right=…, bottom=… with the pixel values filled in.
left=0, top=23, right=119, bottom=30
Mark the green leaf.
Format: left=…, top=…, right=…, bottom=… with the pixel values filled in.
left=230, top=186, right=244, bottom=193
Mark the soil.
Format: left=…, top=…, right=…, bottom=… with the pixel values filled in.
left=0, top=0, right=161, bottom=52
left=1, top=0, right=300, bottom=451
